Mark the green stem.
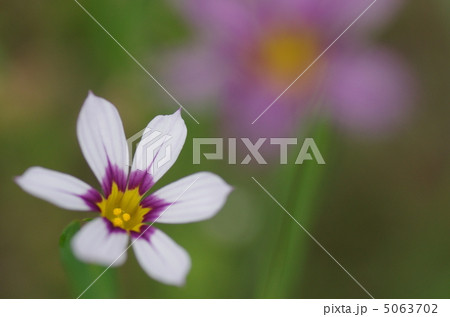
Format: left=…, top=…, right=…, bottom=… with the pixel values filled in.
left=60, top=220, right=119, bottom=298
left=256, top=120, right=331, bottom=298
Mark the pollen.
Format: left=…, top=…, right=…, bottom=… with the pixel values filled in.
left=122, top=213, right=131, bottom=221
left=113, top=217, right=123, bottom=226
left=113, top=208, right=123, bottom=216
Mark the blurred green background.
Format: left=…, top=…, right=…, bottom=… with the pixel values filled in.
left=1, top=0, right=450, bottom=298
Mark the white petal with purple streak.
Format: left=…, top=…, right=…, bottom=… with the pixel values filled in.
left=71, top=218, right=128, bottom=266
left=152, top=172, right=232, bottom=224
left=77, top=92, right=129, bottom=188
left=132, top=228, right=191, bottom=286
left=15, top=167, right=95, bottom=211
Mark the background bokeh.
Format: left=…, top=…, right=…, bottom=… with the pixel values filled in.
left=1, top=0, right=450, bottom=298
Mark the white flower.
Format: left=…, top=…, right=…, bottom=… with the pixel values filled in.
left=15, top=92, right=232, bottom=286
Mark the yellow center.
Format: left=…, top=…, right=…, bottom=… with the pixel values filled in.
left=253, top=28, right=320, bottom=86
left=97, top=183, right=151, bottom=232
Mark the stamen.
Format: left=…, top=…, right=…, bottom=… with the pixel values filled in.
left=122, top=213, right=131, bottom=222
left=113, top=208, right=122, bottom=216
left=113, top=217, right=123, bottom=226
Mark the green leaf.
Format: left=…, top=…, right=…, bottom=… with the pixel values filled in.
left=59, top=220, right=119, bottom=298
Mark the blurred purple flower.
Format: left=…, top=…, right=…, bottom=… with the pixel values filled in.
left=165, top=0, right=415, bottom=137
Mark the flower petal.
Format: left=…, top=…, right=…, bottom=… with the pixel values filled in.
left=319, top=0, right=405, bottom=36
left=132, top=228, right=191, bottom=286
left=163, top=44, right=227, bottom=106
left=131, top=109, right=187, bottom=185
left=15, top=167, right=99, bottom=211
left=223, top=82, right=303, bottom=139
left=151, top=172, right=232, bottom=224
left=325, top=48, right=414, bottom=134
left=169, top=0, right=253, bottom=38
left=77, top=92, right=129, bottom=192
left=71, top=218, right=128, bottom=267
